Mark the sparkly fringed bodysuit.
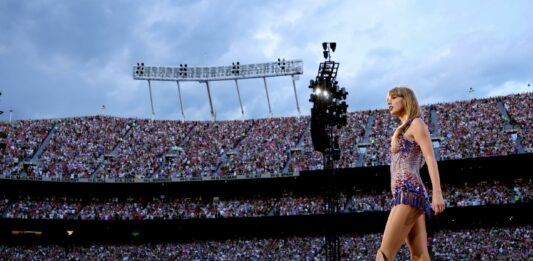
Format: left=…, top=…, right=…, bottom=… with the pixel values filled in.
left=390, top=119, right=431, bottom=218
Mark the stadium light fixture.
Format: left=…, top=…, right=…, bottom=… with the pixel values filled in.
left=309, top=42, right=348, bottom=150
left=330, top=42, right=336, bottom=52
left=232, top=62, right=240, bottom=75
left=132, top=60, right=303, bottom=81
left=321, top=42, right=336, bottom=61
left=309, top=42, right=347, bottom=260
left=132, top=60, right=304, bottom=120
left=277, top=58, right=286, bottom=71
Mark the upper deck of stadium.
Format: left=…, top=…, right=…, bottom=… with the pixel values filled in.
left=0, top=92, right=531, bottom=183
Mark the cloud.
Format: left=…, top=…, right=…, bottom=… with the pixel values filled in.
left=1, top=0, right=532, bottom=121
left=486, top=81, right=532, bottom=97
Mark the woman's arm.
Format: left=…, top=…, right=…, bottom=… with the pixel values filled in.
left=410, top=118, right=445, bottom=215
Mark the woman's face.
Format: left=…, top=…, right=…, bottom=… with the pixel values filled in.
left=387, top=94, right=404, bottom=116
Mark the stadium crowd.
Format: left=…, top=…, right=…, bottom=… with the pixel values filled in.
left=94, top=119, right=194, bottom=179
left=3, top=178, right=529, bottom=220
left=289, top=111, right=370, bottom=172
left=503, top=92, right=532, bottom=153
left=220, top=117, right=307, bottom=176
left=38, top=116, right=131, bottom=178
left=0, top=93, right=531, bottom=260
left=0, top=226, right=529, bottom=260
left=0, top=119, right=53, bottom=175
left=1, top=194, right=316, bottom=220
left=159, top=120, right=252, bottom=178
left=432, top=226, right=531, bottom=260
left=364, top=107, right=399, bottom=167
left=437, top=97, right=518, bottom=160
left=347, top=178, right=531, bottom=212
left=361, top=105, right=431, bottom=167
left=1, top=92, right=531, bottom=178
left=0, top=196, right=8, bottom=215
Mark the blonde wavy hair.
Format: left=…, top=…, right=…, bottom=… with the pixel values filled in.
left=388, top=86, right=421, bottom=139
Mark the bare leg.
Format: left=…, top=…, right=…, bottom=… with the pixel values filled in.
left=376, top=205, right=422, bottom=260
left=406, top=214, right=430, bottom=261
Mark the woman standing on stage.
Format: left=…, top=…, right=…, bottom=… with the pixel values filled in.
left=376, top=86, right=445, bottom=261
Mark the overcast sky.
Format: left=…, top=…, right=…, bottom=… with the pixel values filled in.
left=0, top=0, right=531, bottom=121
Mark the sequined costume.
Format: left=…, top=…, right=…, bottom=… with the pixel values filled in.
left=390, top=119, right=431, bottom=218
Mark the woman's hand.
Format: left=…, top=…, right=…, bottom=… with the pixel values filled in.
left=432, top=191, right=445, bottom=215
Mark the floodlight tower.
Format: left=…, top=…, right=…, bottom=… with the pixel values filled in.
left=132, top=59, right=304, bottom=121
left=309, top=42, right=348, bottom=261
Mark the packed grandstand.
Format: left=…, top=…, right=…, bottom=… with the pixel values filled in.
left=0, top=92, right=530, bottom=180
left=0, top=92, right=531, bottom=259
left=0, top=227, right=530, bottom=260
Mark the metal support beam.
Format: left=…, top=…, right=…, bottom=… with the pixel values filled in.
left=133, top=60, right=304, bottom=120
left=291, top=76, right=301, bottom=116
left=176, top=81, right=186, bottom=121
left=147, top=80, right=155, bottom=119
left=205, top=81, right=216, bottom=121
left=263, top=77, right=273, bottom=118
left=234, top=79, right=245, bottom=120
